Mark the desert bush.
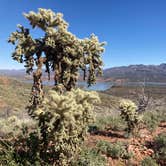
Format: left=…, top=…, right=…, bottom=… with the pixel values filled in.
left=96, top=140, right=133, bottom=159
left=0, top=126, right=55, bottom=166
left=94, top=116, right=126, bottom=132
left=155, top=109, right=166, bottom=122
left=153, top=133, right=166, bottom=165
left=142, top=111, right=160, bottom=132
left=119, top=99, right=142, bottom=136
left=0, top=116, right=35, bottom=137
left=88, top=125, right=99, bottom=134
left=72, top=147, right=106, bottom=166
left=0, top=140, right=18, bottom=166
left=141, top=156, right=158, bottom=166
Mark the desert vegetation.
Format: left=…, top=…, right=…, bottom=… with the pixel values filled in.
left=1, top=8, right=105, bottom=166
left=0, top=77, right=166, bottom=165
left=0, top=7, right=166, bottom=166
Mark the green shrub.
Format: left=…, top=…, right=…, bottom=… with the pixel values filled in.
left=95, top=116, right=126, bottom=131
left=0, top=140, right=18, bottom=166
left=72, top=147, right=106, bottom=166
left=0, top=130, right=50, bottom=166
left=88, top=125, right=99, bottom=134
left=142, top=111, right=160, bottom=132
left=0, top=116, right=35, bottom=137
left=96, top=140, right=133, bottom=159
left=109, top=117, right=126, bottom=131
left=153, top=133, right=166, bottom=165
left=141, top=156, right=158, bottom=166
left=96, top=140, right=110, bottom=154
left=157, top=109, right=166, bottom=122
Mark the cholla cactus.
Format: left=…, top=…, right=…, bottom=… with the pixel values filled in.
left=8, top=8, right=105, bottom=109
left=33, top=88, right=100, bottom=165
left=119, top=99, right=141, bottom=135
left=8, top=8, right=104, bottom=165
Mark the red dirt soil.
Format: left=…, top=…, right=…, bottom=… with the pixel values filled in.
left=86, top=122, right=166, bottom=166
left=0, top=76, right=10, bottom=86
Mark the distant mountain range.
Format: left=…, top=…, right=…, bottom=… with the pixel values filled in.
left=103, top=63, right=166, bottom=82
left=0, top=69, right=25, bottom=78
left=1, top=63, right=166, bottom=82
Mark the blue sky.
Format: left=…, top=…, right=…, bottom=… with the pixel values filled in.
left=0, top=0, right=166, bottom=69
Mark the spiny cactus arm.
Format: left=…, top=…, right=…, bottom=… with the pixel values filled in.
left=8, top=24, right=38, bottom=73
left=82, top=34, right=106, bottom=86
left=24, top=8, right=68, bottom=31
left=31, top=88, right=100, bottom=136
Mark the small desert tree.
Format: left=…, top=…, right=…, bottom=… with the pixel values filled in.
left=8, top=8, right=105, bottom=165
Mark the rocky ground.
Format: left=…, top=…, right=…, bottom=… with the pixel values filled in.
left=86, top=122, right=166, bottom=166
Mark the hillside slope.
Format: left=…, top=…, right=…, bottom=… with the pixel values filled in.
left=0, top=76, right=31, bottom=117
left=0, top=76, right=121, bottom=118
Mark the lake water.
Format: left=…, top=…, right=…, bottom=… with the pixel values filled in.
left=24, top=80, right=113, bottom=91
left=77, top=81, right=113, bottom=91
left=24, top=80, right=166, bottom=91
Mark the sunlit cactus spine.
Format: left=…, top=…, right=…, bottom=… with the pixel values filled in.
left=8, top=8, right=105, bottom=165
